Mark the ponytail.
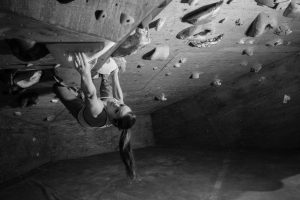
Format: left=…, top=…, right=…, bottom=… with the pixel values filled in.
left=119, top=129, right=136, bottom=179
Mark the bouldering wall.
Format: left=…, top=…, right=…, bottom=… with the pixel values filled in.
left=152, top=53, right=300, bottom=150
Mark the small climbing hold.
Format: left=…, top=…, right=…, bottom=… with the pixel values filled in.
left=176, top=26, right=198, bottom=39
left=235, top=18, right=243, bottom=26
left=242, top=47, right=254, bottom=56
left=188, top=0, right=200, bottom=6
left=36, top=152, right=40, bottom=157
left=153, top=67, right=158, bottom=70
left=44, top=115, right=55, bottom=122
left=238, top=38, right=246, bottom=44
left=226, top=0, right=234, bottom=4
left=247, top=39, right=255, bottom=44
left=149, top=18, right=166, bottom=31
left=259, top=76, right=266, bottom=82
left=120, top=13, right=135, bottom=25
left=137, top=64, right=143, bottom=68
left=189, top=34, right=224, bottom=48
left=179, top=57, right=187, bottom=64
left=219, top=18, right=226, bottom=23
left=26, top=63, right=33, bottom=67
left=284, top=41, right=292, bottom=46
left=211, top=78, right=222, bottom=86
left=154, top=93, right=167, bottom=101
left=54, top=64, right=61, bottom=68
left=67, top=54, right=73, bottom=62
left=283, top=2, right=300, bottom=18
left=255, top=0, right=280, bottom=9
left=190, top=71, right=203, bottom=79
left=246, top=12, right=278, bottom=37
left=174, top=63, right=181, bottom=68
left=283, top=94, right=291, bottom=104
left=160, top=93, right=167, bottom=101
left=165, top=72, right=172, bottom=76
left=274, top=24, right=292, bottom=36
left=181, top=0, right=224, bottom=25
left=250, top=63, right=262, bottom=72
left=32, top=137, right=37, bottom=142
left=142, top=46, right=169, bottom=60
left=266, top=38, right=283, bottom=47
left=14, top=111, right=22, bottom=116
left=50, top=98, right=59, bottom=103
left=240, top=60, right=248, bottom=66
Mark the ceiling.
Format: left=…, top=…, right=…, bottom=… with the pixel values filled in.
left=0, top=0, right=300, bottom=119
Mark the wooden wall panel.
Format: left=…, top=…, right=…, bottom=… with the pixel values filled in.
left=0, top=0, right=169, bottom=42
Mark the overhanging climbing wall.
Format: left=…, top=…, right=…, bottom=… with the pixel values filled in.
left=0, top=0, right=170, bottom=43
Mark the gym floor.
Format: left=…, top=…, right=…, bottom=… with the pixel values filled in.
left=1, top=147, right=300, bottom=200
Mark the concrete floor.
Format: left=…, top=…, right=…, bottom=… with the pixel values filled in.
left=1, top=147, right=300, bottom=200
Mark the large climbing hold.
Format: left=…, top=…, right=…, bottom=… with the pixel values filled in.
left=283, top=1, right=300, bottom=18
left=142, top=46, right=170, bottom=60
left=181, top=0, right=224, bottom=25
left=246, top=12, right=278, bottom=37
left=255, top=0, right=279, bottom=9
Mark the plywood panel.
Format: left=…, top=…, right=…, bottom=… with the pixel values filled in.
left=0, top=0, right=169, bottom=42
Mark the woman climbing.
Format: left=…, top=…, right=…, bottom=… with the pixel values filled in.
left=53, top=52, right=137, bottom=180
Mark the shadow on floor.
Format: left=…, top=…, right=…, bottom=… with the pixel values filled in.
left=1, top=147, right=300, bottom=200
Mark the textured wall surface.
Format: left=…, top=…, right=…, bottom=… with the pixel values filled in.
left=152, top=53, right=300, bottom=150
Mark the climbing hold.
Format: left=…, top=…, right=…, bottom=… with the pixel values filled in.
left=56, top=0, right=75, bottom=4
left=174, top=62, right=181, bottom=68
left=247, top=39, right=255, bottom=44
left=54, top=64, right=61, bottom=68
left=235, top=18, right=243, bottom=26
left=154, top=93, right=167, bottom=101
left=266, top=38, right=283, bottom=47
left=242, top=47, right=254, bottom=56
left=188, top=0, right=201, bottom=6
left=283, top=94, right=291, bottom=104
left=14, top=70, right=42, bottom=89
left=160, top=93, right=167, bottom=101
left=211, top=78, right=222, bottom=86
left=153, top=67, right=158, bottom=70
left=32, top=137, right=37, bottom=142
left=137, top=64, right=144, bottom=68
left=246, top=12, right=278, bottom=37
left=149, top=18, right=166, bottom=31
left=226, top=0, right=234, bottom=4
left=283, top=1, right=300, bottom=18
left=14, top=111, right=22, bottom=116
left=44, top=115, right=55, bottom=122
left=190, top=71, right=203, bottom=79
left=176, top=26, right=198, bottom=39
left=26, top=63, right=33, bottom=67
left=240, top=60, right=248, bottom=66
left=181, top=0, right=224, bottom=25
left=219, top=18, right=226, bottom=23
left=259, top=76, right=266, bottom=82
left=250, top=63, right=262, bottom=72
left=120, top=13, right=135, bottom=25
left=274, top=24, right=292, bottom=36
left=179, top=57, right=187, bottom=64
left=255, top=0, right=279, bottom=9
left=142, top=46, right=169, bottom=60
left=95, top=10, right=106, bottom=20
left=189, top=34, right=224, bottom=48
left=50, top=98, right=59, bottom=103
left=67, top=54, right=73, bottom=62
left=238, top=38, right=246, bottom=44
left=165, top=72, right=172, bottom=76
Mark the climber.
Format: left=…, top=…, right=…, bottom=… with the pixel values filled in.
left=53, top=52, right=137, bottom=179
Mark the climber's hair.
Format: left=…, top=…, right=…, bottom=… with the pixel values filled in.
left=115, top=112, right=137, bottom=179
